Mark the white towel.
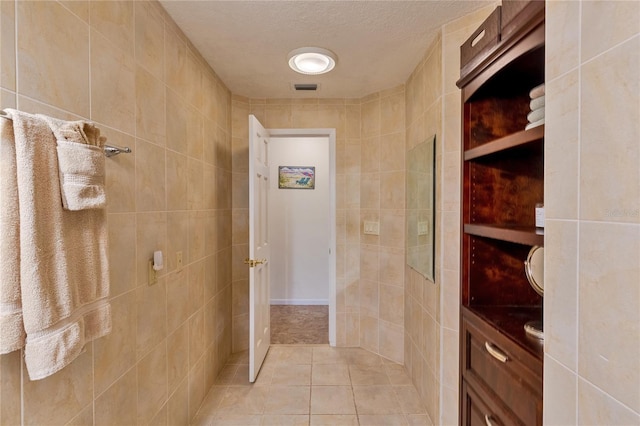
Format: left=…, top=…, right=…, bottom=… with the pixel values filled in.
left=525, top=118, right=545, bottom=130
left=529, top=83, right=545, bottom=99
left=0, top=115, right=25, bottom=354
left=527, top=108, right=545, bottom=123
left=529, top=95, right=545, bottom=111
left=40, top=116, right=107, bottom=211
left=1, top=109, right=111, bottom=380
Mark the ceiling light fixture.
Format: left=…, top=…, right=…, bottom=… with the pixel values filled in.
left=288, top=47, right=337, bottom=75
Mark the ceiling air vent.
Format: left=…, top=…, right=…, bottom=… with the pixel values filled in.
left=294, top=83, right=318, bottom=91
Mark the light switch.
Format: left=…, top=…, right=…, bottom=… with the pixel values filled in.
left=418, top=221, right=429, bottom=236
left=364, top=221, right=380, bottom=235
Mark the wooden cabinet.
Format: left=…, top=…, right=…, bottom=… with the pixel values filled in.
left=456, top=2, right=545, bottom=425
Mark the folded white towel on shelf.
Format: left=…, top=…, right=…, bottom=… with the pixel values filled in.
left=525, top=118, right=545, bottom=130
left=529, top=83, right=545, bottom=99
left=527, top=107, right=545, bottom=123
left=0, top=109, right=111, bottom=380
left=530, top=95, right=545, bottom=111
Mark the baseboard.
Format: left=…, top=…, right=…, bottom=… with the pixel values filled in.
left=270, top=299, right=329, bottom=305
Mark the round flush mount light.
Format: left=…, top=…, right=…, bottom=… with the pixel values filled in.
left=288, top=47, right=337, bottom=75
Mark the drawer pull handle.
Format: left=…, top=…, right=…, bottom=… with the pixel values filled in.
left=484, top=414, right=494, bottom=426
left=484, top=342, right=508, bottom=363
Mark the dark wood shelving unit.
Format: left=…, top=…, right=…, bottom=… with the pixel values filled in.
left=463, top=224, right=543, bottom=247
left=457, top=1, right=545, bottom=425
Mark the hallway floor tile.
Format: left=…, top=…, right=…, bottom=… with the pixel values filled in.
left=192, top=345, right=431, bottom=426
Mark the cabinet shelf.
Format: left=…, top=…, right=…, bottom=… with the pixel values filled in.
left=464, top=223, right=543, bottom=246
left=464, top=125, right=544, bottom=161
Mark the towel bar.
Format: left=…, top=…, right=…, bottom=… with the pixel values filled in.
left=0, top=111, right=132, bottom=157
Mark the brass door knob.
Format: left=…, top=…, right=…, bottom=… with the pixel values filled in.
left=244, top=258, right=267, bottom=267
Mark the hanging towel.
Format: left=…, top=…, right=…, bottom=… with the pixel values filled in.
left=39, top=116, right=107, bottom=211
left=1, top=109, right=111, bottom=380
left=0, top=115, right=25, bottom=354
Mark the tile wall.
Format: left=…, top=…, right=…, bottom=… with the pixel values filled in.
left=544, top=1, right=640, bottom=424
left=0, top=1, right=233, bottom=424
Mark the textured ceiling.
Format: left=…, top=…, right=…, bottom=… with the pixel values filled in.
left=159, top=1, right=492, bottom=99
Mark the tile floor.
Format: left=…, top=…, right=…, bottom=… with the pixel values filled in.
left=192, top=345, right=431, bottom=426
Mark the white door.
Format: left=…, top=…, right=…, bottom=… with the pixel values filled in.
left=248, top=115, right=270, bottom=382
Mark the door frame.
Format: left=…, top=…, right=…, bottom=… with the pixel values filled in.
left=268, top=128, right=337, bottom=346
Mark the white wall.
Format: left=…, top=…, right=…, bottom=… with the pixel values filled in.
left=269, top=136, right=330, bottom=304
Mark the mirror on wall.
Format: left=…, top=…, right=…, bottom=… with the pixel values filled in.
left=406, top=134, right=436, bottom=282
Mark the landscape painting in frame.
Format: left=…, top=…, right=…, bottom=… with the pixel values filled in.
left=278, top=166, right=315, bottom=189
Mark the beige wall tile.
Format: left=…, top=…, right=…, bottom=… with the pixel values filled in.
left=107, top=213, right=136, bottom=297
left=135, top=211, right=167, bottom=285
left=380, top=132, right=405, bottom=172
left=91, top=30, right=136, bottom=133
left=1, top=351, right=21, bottom=425
left=1, top=0, right=16, bottom=91
left=361, top=136, right=380, bottom=173
left=580, top=37, right=639, bottom=223
left=578, top=222, right=640, bottom=411
left=136, top=278, right=167, bottom=359
left=380, top=171, right=405, bottom=210
left=165, top=28, right=188, bottom=98
left=380, top=209, right=405, bottom=249
left=94, top=367, right=137, bottom=426
left=136, top=66, right=166, bottom=145
left=185, top=50, right=203, bottom=109
left=17, top=1, right=90, bottom=117
left=137, top=342, right=168, bottom=425
left=379, top=284, right=404, bottom=326
left=546, top=0, right=580, bottom=80
left=360, top=172, right=380, bottom=209
left=544, top=220, right=578, bottom=369
left=543, top=356, right=577, bottom=426
left=379, top=321, right=403, bottom=363
left=166, top=269, right=189, bottom=334
left=578, top=378, right=640, bottom=425
left=361, top=99, right=380, bottom=139
left=94, top=292, right=137, bottom=395
left=23, top=347, right=93, bottom=425
left=135, top=1, right=165, bottom=81
left=166, top=89, right=189, bottom=155
left=360, top=315, right=379, bottom=353
left=90, top=0, right=134, bottom=55
left=189, top=309, right=206, bottom=366
left=167, top=378, right=189, bottom=426
left=545, top=70, right=579, bottom=220
left=581, top=0, right=640, bottom=62
left=381, top=92, right=405, bottom=135
left=167, top=323, right=189, bottom=394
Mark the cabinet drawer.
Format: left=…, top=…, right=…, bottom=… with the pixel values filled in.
left=462, top=380, right=521, bottom=426
left=462, top=311, right=542, bottom=425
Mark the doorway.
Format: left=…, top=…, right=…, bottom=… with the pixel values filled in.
left=267, top=130, right=336, bottom=346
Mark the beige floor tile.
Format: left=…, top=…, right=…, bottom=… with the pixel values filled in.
left=196, top=385, right=227, bottom=415
left=353, top=385, right=402, bottom=414
left=358, top=414, right=409, bottom=425
left=349, top=365, right=390, bottom=385
left=215, top=365, right=239, bottom=385
left=254, top=362, right=276, bottom=386
left=263, top=385, right=311, bottom=415
left=217, top=386, right=267, bottom=414
left=271, top=346, right=314, bottom=364
left=210, top=413, right=262, bottom=425
left=312, top=346, right=350, bottom=364
left=230, top=364, right=251, bottom=385
left=384, top=363, right=413, bottom=385
left=272, top=364, right=312, bottom=386
left=261, top=414, right=310, bottom=425
left=311, top=386, right=356, bottom=415
left=394, top=386, right=427, bottom=414
left=406, top=414, right=432, bottom=425
left=310, top=414, right=359, bottom=425
left=312, top=364, right=351, bottom=385
left=228, top=350, right=249, bottom=365
left=342, top=348, right=383, bottom=366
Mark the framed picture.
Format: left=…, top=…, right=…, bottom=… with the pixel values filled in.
left=278, top=166, right=315, bottom=189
